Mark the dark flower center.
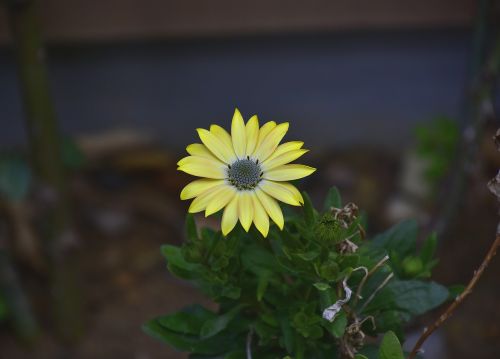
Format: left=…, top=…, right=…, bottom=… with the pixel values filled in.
left=227, top=157, right=263, bottom=190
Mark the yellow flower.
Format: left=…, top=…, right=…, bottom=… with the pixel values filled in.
left=178, top=109, right=316, bottom=237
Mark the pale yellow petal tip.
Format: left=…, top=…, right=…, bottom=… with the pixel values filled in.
left=221, top=224, right=235, bottom=236
left=188, top=205, right=201, bottom=214
left=279, top=122, right=290, bottom=131
left=177, top=157, right=188, bottom=166
left=232, top=108, right=243, bottom=122
left=205, top=208, right=217, bottom=217
left=256, top=226, right=269, bottom=238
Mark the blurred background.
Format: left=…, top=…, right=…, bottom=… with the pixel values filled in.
left=0, top=0, right=499, bottom=358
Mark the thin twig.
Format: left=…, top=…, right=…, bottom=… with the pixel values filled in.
left=352, top=255, right=389, bottom=307
left=407, top=232, right=500, bottom=359
left=358, top=272, right=394, bottom=314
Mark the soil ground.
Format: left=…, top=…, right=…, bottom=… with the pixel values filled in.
left=1, top=145, right=499, bottom=359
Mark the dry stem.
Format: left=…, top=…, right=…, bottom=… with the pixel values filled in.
left=407, top=232, right=500, bottom=359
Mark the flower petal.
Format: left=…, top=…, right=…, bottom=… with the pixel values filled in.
left=197, top=128, right=233, bottom=164
left=253, top=122, right=289, bottom=162
left=264, top=141, right=304, bottom=163
left=259, top=180, right=301, bottom=206
left=231, top=108, right=246, bottom=159
left=245, top=115, right=259, bottom=157
left=278, top=182, right=304, bottom=204
left=255, top=187, right=284, bottom=230
left=188, top=183, right=226, bottom=213
left=263, top=164, right=316, bottom=181
left=185, top=143, right=221, bottom=162
left=261, top=149, right=309, bottom=171
left=222, top=194, right=239, bottom=235
left=177, top=156, right=226, bottom=179
left=238, top=191, right=253, bottom=232
left=254, top=121, right=276, bottom=150
left=210, top=125, right=237, bottom=162
left=180, top=179, right=224, bottom=200
left=205, top=185, right=237, bottom=216
left=252, top=194, right=269, bottom=237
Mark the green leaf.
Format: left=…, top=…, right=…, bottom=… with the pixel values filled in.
left=186, top=214, right=199, bottom=241
left=302, top=191, right=316, bottom=227
left=371, top=220, right=418, bottom=257
left=162, top=245, right=200, bottom=271
left=313, top=283, right=331, bottom=291
left=278, top=313, right=294, bottom=353
left=257, top=274, right=270, bottom=301
left=420, top=232, right=437, bottom=264
left=372, top=310, right=405, bottom=338
left=323, top=310, right=347, bottom=338
left=143, top=319, right=238, bottom=355
left=379, top=331, right=404, bottom=359
left=0, top=157, right=31, bottom=202
left=157, top=305, right=216, bottom=335
left=296, top=250, right=321, bottom=261
left=200, top=304, right=247, bottom=339
left=359, top=345, right=380, bottom=359
left=162, top=244, right=202, bottom=279
left=355, top=355, right=369, bottom=359
left=389, top=280, right=448, bottom=316
left=323, top=187, right=342, bottom=211
left=220, top=285, right=241, bottom=300
left=161, top=244, right=201, bottom=279
left=241, top=245, right=280, bottom=275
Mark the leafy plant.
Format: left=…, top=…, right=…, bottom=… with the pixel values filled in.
left=414, top=116, right=460, bottom=184
left=144, top=188, right=449, bottom=358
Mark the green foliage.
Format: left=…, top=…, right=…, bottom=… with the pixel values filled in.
left=323, top=187, right=342, bottom=211
left=145, top=187, right=449, bottom=358
left=379, top=331, right=404, bottom=359
left=0, top=156, right=32, bottom=202
left=369, top=221, right=438, bottom=279
left=415, top=116, right=460, bottom=184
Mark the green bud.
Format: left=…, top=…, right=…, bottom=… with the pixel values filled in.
left=315, top=213, right=344, bottom=243
left=402, top=256, right=424, bottom=277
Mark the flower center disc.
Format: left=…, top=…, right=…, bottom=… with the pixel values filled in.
left=227, top=159, right=262, bottom=190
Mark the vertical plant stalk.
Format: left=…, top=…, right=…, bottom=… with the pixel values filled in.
left=5, top=0, right=82, bottom=342
left=434, top=0, right=498, bottom=238
left=0, top=249, right=38, bottom=342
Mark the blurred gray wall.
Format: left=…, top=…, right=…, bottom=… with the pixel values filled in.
left=0, top=30, right=471, bottom=151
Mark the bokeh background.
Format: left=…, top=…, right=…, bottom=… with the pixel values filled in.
left=0, top=0, right=499, bottom=358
